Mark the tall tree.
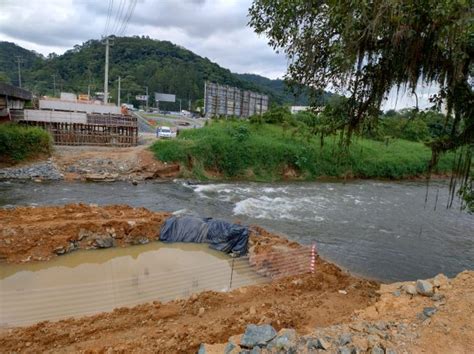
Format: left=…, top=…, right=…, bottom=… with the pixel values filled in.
left=249, top=0, right=473, bottom=209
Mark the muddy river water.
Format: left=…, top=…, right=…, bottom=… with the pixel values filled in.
left=0, top=242, right=263, bottom=326
left=0, top=179, right=472, bottom=283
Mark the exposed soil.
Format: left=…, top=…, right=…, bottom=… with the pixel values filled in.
left=0, top=260, right=378, bottom=353
left=203, top=272, right=474, bottom=354
left=52, top=145, right=180, bottom=181
left=0, top=204, right=471, bottom=353
left=0, top=204, right=171, bottom=263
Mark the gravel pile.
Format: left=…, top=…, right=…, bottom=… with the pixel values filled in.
left=0, top=160, right=63, bottom=180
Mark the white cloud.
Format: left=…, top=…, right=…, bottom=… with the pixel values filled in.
left=0, top=0, right=286, bottom=79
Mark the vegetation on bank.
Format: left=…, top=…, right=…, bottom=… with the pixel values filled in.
left=151, top=119, right=455, bottom=181
left=0, top=123, right=52, bottom=163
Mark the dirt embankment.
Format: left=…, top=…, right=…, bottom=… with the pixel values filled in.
left=0, top=204, right=171, bottom=263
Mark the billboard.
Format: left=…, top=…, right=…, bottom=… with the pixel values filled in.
left=204, top=81, right=268, bottom=118
left=135, top=95, right=149, bottom=101
left=155, top=93, right=176, bottom=102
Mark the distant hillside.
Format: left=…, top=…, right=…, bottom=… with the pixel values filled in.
left=0, top=37, right=326, bottom=109
left=0, top=42, right=43, bottom=85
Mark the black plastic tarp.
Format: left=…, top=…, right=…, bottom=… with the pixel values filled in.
left=160, top=215, right=249, bottom=255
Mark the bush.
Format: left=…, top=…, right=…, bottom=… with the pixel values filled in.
left=150, top=120, right=455, bottom=180
left=0, top=123, right=52, bottom=162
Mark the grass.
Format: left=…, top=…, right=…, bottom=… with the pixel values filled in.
left=150, top=120, right=456, bottom=181
left=0, top=123, right=52, bottom=163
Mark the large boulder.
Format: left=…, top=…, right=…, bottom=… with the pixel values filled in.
left=240, top=324, right=277, bottom=348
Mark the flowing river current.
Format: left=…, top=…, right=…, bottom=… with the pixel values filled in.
left=1, top=179, right=472, bottom=282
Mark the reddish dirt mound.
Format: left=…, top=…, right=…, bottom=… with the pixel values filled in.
left=0, top=204, right=171, bottom=263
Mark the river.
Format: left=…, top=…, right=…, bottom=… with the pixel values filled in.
left=0, top=179, right=472, bottom=282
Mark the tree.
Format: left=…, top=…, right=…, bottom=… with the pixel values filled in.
left=249, top=0, right=473, bottom=203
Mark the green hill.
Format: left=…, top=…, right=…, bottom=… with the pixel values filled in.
left=0, top=37, right=320, bottom=109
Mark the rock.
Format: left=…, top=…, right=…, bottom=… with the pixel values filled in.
left=308, top=337, right=331, bottom=350
left=370, top=346, right=384, bottom=354
left=224, top=341, right=239, bottom=354
left=416, top=279, right=434, bottom=296
left=249, top=306, right=257, bottom=316
left=132, top=180, right=138, bottom=186
left=94, top=235, right=115, bottom=248
left=402, top=284, right=417, bottom=295
left=431, top=293, right=445, bottom=302
left=432, top=274, right=449, bottom=288
left=268, top=329, right=296, bottom=351
left=366, top=335, right=379, bottom=348
left=292, top=279, right=303, bottom=286
left=339, top=333, right=352, bottom=346
left=249, top=347, right=262, bottom=354
left=392, top=290, right=401, bottom=297
left=374, top=321, right=388, bottom=331
left=198, top=307, right=205, bottom=316
left=338, top=347, right=352, bottom=354
left=197, top=343, right=206, bottom=354
left=54, top=246, right=66, bottom=255
left=240, top=324, right=277, bottom=348
left=338, top=290, right=348, bottom=295
left=422, top=307, right=437, bottom=317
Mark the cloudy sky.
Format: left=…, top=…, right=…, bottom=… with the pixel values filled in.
left=0, top=0, right=434, bottom=108
left=0, top=0, right=287, bottom=79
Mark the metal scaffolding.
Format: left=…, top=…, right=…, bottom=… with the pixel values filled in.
left=204, top=81, right=268, bottom=118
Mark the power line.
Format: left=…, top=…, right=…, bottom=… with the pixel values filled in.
left=103, top=0, right=113, bottom=37
left=118, top=0, right=137, bottom=36
left=111, top=0, right=126, bottom=35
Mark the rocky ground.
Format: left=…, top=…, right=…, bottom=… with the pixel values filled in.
left=0, top=144, right=180, bottom=182
left=0, top=159, right=63, bottom=181
left=201, top=271, right=474, bottom=354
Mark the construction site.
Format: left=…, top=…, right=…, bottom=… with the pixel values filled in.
left=204, top=81, right=269, bottom=118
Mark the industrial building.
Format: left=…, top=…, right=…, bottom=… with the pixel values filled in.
left=204, top=82, right=268, bottom=118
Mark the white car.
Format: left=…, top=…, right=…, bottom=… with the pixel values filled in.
left=157, top=126, right=176, bottom=139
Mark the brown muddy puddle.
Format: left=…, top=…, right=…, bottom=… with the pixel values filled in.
left=0, top=243, right=265, bottom=327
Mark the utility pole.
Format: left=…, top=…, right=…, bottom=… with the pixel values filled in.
left=16, top=56, right=23, bottom=88
left=103, top=37, right=111, bottom=104
left=188, top=99, right=191, bottom=111
left=145, top=86, right=149, bottom=111
left=117, top=76, right=121, bottom=106
left=52, top=74, right=56, bottom=97
left=87, top=84, right=91, bottom=100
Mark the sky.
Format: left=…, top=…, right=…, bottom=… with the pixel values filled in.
left=0, top=0, right=434, bottom=109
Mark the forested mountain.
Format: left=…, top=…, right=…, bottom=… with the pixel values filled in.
left=0, top=36, right=316, bottom=109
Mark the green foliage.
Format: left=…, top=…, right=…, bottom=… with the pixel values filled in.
left=151, top=121, right=455, bottom=180
left=0, top=38, right=330, bottom=108
left=249, top=0, right=474, bottom=206
left=0, top=124, right=52, bottom=162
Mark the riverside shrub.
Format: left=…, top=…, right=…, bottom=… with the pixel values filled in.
left=0, top=123, right=52, bottom=162
left=151, top=120, right=455, bottom=180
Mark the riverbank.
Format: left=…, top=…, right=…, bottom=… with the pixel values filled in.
left=0, top=145, right=181, bottom=182
left=151, top=121, right=456, bottom=181
left=0, top=204, right=472, bottom=352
